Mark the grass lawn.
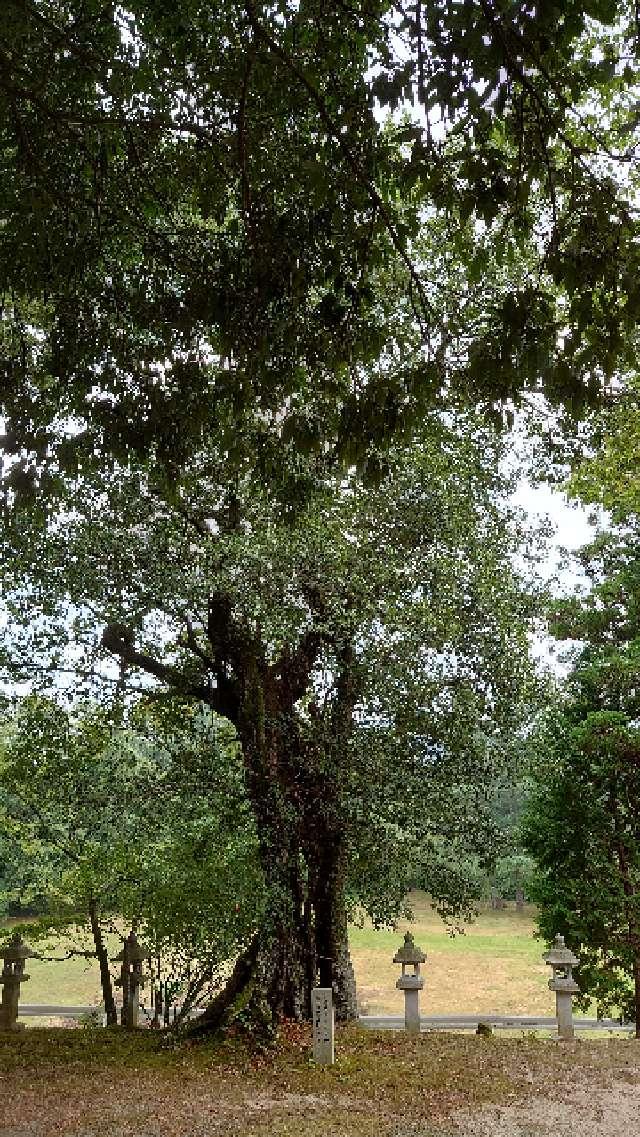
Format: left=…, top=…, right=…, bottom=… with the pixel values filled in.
left=351, top=890, right=552, bottom=1017
left=1, top=1024, right=640, bottom=1137
left=3, top=893, right=552, bottom=1018
left=0, top=919, right=113, bottom=1009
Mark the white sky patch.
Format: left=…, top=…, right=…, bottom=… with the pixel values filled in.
left=512, top=481, right=608, bottom=677
left=513, top=481, right=598, bottom=582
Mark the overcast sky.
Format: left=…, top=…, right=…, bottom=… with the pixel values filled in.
left=513, top=481, right=604, bottom=676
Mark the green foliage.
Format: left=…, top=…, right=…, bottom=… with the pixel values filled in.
left=2, top=413, right=538, bottom=936
left=523, top=710, right=640, bottom=1021
left=2, top=1, right=640, bottom=490
left=569, top=377, right=640, bottom=517
left=0, top=696, right=264, bottom=1009
left=524, top=522, right=640, bottom=1022
left=491, top=854, right=535, bottom=902
left=549, top=526, right=640, bottom=717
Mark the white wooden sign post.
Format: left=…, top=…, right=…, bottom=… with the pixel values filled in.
left=311, top=987, right=335, bottom=1065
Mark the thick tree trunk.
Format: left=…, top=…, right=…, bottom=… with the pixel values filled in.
left=88, top=899, right=118, bottom=1026
left=104, top=569, right=360, bottom=1033
left=187, top=640, right=359, bottom=1036
left=309, top=834, right=358, bottom=1021
left=186, top=912, right=314, bottom=1039
left=187, top=883, right=356, bottom=1038
left=249, top=916, right=311, bottom=1024
left=188, top=747, right=316, bottom=1038
left=185, top=781, right=358, bottom=1035
left=634, top=951, right=640, bottom=1039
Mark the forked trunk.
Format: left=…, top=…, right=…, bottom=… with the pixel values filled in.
left=187, top=894, right=356, bottom=1038
left=186, top=805, right=357, bottom=1036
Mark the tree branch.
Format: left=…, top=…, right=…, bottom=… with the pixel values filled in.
left=101, top=624, right=212, bottom=702
left=273, top=628, right=324, bottom=707
left=100, top=623, right=243, bottom=722
left=182, top=615, right=216, bottom=670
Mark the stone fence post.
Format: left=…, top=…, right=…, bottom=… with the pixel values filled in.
left=0, top=934, right=36, bottom=1032
left=543, top=934, right=580, bottom=1040
left=393, top=932, right=426, bottom=1034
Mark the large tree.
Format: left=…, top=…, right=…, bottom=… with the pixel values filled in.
left=2, top=417, right=535, bottom=1030
left=4, top=0, right=625, bottom=1032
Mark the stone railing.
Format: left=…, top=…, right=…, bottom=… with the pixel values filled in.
left=359, top=1013, right=635, bottom=1035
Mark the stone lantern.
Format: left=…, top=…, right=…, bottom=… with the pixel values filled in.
left=0, top=933, right=36, bottom=1031
left=114, top=931, right=148, bottom=1029
left=393, top=931, right=426, bottom=1034
left=543, top=933, right=580, bottom=1040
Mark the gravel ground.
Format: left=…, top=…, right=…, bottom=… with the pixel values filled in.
left=450, top=1077, right=640, bottom=1137
left=4, top=1072, right=640, bottom=1137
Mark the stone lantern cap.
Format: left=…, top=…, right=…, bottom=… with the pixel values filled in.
left=543, top=934, right=580, bottom=970
left=1, top=933, right=36, bottom=962
left=543, top=934, right=579, bottom=995
left=114, top=932, right=148, bottom=965
left=394, top=931, right=426, bottom=993
left=393, top=932, right=427, bottom=966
